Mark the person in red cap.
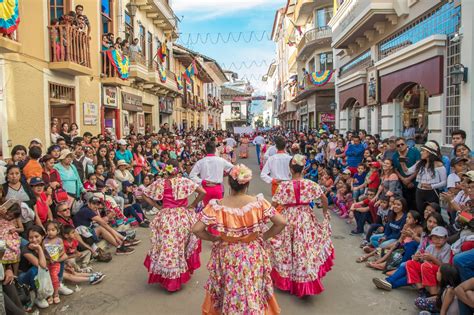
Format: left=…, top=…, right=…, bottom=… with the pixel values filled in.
left=366, top=161, right=381, bottom=191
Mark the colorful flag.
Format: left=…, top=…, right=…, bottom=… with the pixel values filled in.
left=106, top=49, right=129, bottom=80
left=0, top=0, right=20, bottom=35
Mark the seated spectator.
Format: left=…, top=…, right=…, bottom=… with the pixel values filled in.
left=455, top=277, right=474, bottom=315
left=351, top=163, right=367, bottom=202
left=30, top=177, right=53, bottom=230
left=114, top=160, right=134, bottom=191
left=349, top=188, right=377, bottom=235
left=72, top=195, right=134, bottom=255
left=54, top=149, right=84, bottom=200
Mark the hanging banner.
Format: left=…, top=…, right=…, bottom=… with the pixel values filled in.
left=307, top=70, right=334, bottom=86
left=157, top=40, right=167, bottom=63
left=157, top=62, right=167, bottom=83
left=185, top=60, right=199, bottom=81
left=0, top=0, right=19, bottom=35
left=176, top=74, right=183, bottom=91
left=106, top=49, right=129, bottom=80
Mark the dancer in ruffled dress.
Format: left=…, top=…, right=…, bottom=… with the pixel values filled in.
left=193, top=164, right=286, bottom=314
left=268, top=154, right=335, bottom=297
left=143, top=160, right=206, bottom=292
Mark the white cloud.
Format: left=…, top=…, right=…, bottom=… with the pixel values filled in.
left=172, top=0, right=278, bottom=19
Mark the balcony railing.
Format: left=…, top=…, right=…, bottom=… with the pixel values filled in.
left=297, top=26, right=332, bottom=59
left=101, top=51, right=124, bottom=81
left=49, top=25, right=91, bottom=68
left=305, top=26, right=331, bottom=42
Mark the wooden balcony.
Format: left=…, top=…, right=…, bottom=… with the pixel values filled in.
left=147, top=62, right=182, bottom=96
left=0, top=33, right=21, bottom=54
left=101, top=51, right=130, bottom=86
left=129, top=52, right=149, bottom=81
left=48, top=25, right=92, bottom=76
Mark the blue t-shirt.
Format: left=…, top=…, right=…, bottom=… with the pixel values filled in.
left=353, top=172, right=367, bottom=186
left=115, top=149, right=133, bottom=164
left=73, top=206, right=97, bottom=228
left=384, top=213, right=407, bottom=240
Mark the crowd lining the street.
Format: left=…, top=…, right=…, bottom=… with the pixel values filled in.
left=0, top=115, right=472, bottom=314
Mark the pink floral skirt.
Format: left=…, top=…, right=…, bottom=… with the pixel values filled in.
left=268, top=205, right=334, bottom=297
left=144, top=206, right=201, bottom=292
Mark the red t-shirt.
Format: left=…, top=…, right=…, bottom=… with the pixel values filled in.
left=367, top=171, right=381, bottom=190
left=63, top=239, right=79, bottom=256
left=35, top=192, right=49, bottom=224
left=362, top=198, right=377, bottom=222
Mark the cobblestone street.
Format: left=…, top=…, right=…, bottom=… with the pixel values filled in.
left=45, top=148, right=416, bottom=315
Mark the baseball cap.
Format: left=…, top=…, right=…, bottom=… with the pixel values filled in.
left=450, top=157, right=468, bottom=167
left=425, top=202, right=441, bottom=213
left=117, top=139, right=127, bottom=146
left=462, top=170, right=474, bottom=182
left=429, top=226, right=448, bottom=238
left=369, top=161, right=381, bottom=169
left=122, top=181, right=133, bottom=190
left=29, top=177, right=45, bottom=186
left=30, top=138, right=42, bottom=145
left=342, top=169, right=351, bottom=175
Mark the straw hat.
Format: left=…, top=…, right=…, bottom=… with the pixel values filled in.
left=58, top=149, right=74, bottom=160
left=116, top=160, right=129, bottom=167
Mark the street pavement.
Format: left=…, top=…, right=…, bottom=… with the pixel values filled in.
left=45, top=147, right=417, bottom=315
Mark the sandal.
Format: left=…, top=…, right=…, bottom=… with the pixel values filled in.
left=53, top=295, right=61, bottom=304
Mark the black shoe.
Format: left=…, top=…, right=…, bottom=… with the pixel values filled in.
left=116, top=246, right=135, bottom=255
left=350, top=230, right=363, bottom=235
left=139, top=222, right=150, bottom=228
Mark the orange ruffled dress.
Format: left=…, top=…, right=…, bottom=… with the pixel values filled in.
left=143, top=177, right=201, bottom=292
left=268, top=179, right=334, bottom=297
left=200, top=194, right=280, bottom=315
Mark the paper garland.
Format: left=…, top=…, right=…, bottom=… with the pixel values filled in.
left=307, top=70, right=334, bottom=86
left=0, top=0, right=19, bottom=35
left=176, top=74, right=183, bottom=91
left=106, top=49, right=129, bottom=80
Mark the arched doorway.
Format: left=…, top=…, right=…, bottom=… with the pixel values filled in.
left=344, top=97, right=361, bottom=131
left=391, top=83, right=429, bottom=143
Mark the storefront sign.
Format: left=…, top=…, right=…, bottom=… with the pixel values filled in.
left=319, top=113, right=335, bottom=123
left=367, top=67, right=379, bottom=106
left=122, top=92, right=143, bottom=112
left=232, top=96, right=252, bottom=102
left=83, top=102, right=98, bottom=125
left=103, top=86, right=117, bottom=107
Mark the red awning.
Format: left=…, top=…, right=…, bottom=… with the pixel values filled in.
left=339, top=84, right=366, bottom=109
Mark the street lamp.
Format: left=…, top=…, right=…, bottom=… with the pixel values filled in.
left=451, top=63, right=468, bottom=85
left=329, top=102, right=337, bottom=111
left=126, top=2, right=138, bottom=17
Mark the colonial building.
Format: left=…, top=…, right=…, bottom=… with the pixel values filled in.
left=221, top=71, right=253, bottom=131
left=172, top=44, right=226, bottom=131
left=330, top=0, right=474, bottom=147
left=290, top=0, right=336, bottom=130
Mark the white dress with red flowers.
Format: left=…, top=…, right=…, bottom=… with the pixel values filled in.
left=268, top=179, right=334, bottom=297
left=143, top=177, right=201, bottom=292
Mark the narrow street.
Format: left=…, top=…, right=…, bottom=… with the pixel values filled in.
left=45, top=148, right=416, bottom=315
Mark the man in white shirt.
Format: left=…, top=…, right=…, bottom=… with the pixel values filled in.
left=253, top=133, right=266, bottom=166
left=261, top=136, right=292, bottom=195
left=190, top=141, right=234, bottom=205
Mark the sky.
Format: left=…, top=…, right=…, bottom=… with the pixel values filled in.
left=172, top=0, right=286, bottom=101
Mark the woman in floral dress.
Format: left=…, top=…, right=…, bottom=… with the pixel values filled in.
left=268, top=154, right=334, bottom=297
left=239, top=135, right=250, bottom=159
left=143, top=160, right=206, bottom=292
left=193, top=164, right=286, bottom=314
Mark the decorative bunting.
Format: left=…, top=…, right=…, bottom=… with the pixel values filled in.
left=157, top=62, right=167, bottom=83
left=0, top=0, right=20, bottom=35
left=157, top=39, right=167, bottom=63
left=185, top=60, right=199, bottom=81
left=307, top=70, right=334, bottom=86
left=106, top=49, right=129, bottom=80
left=176, top=74, right=183, bottom=90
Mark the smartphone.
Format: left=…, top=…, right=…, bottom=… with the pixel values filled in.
left=1, top=199, right=18, bottom=210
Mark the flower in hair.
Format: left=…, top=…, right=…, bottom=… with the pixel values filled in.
left=291, top=154, right=306, bottom=166
left=229, top=164, right=253, bottom=184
